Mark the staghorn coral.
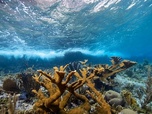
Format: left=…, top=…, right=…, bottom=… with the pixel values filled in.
left=71, top=67, right=111, bottom=113
left=32, top=64, right=74, bottom=113
left=32, top=64, right=92, bottom=113
left=31, top=58, right=136, bottom=114
left=32, top=65, right=98, bottom=114
left=86, top=82, right=111, bottom=114
left=71, top=67, right=112, bottom=113
left=93, top=57, right=136, bottom=85
left=66, top=85, right=91, bottom=114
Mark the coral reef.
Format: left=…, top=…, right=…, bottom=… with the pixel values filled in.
left=31, top=57, right=136, bottom=114
left=2, top=67, right=40, bottom=99
left=0, top=57, right=142, bottom=114
left=32, top=65, right=92, bottom=113
left=113, top=62, right=152, bottom=113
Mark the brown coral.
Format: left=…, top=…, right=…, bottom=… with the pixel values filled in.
left=2, top=78, right=20, bottom=93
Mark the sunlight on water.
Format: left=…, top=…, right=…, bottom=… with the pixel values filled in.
left=0, top=0, right=152, bottom=59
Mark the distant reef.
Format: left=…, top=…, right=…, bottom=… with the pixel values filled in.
left=0, top=51, right=151, bottom=73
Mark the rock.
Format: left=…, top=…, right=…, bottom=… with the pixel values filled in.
left=119, top=109, right=137, bottom=114
left=104, top=90, right=125, bottom=107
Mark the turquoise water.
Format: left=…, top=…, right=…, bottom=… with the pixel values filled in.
left=0, top=0, right=152, bottom=71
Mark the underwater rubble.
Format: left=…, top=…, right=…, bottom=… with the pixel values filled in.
left=0, top=57, right=152, bottom=114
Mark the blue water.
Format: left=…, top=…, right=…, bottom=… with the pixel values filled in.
left=0, top=0, right=152, bottom=72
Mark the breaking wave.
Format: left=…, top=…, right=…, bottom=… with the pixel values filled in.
left=0, top=48, right=124, bottom=59
left=0, top=0, right=152, bottom=60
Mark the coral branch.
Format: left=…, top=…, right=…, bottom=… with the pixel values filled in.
left=94, top=59, right=136, bottom=84
left=86, top=80, right=111, bottom=114
left=31, top=58, right=136, bottom=114
left=32, top=65, right=77, bottom=113
left=59, top=92, right=72, bottom=110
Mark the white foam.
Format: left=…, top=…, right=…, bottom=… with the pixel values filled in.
left=0, top=48, right=126, bottom=59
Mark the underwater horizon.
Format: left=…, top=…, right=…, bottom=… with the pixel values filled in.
left=0, top=0, right=152, bottom=72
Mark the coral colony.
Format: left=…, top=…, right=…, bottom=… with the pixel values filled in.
left=0, top=57, right=152, bottom=114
